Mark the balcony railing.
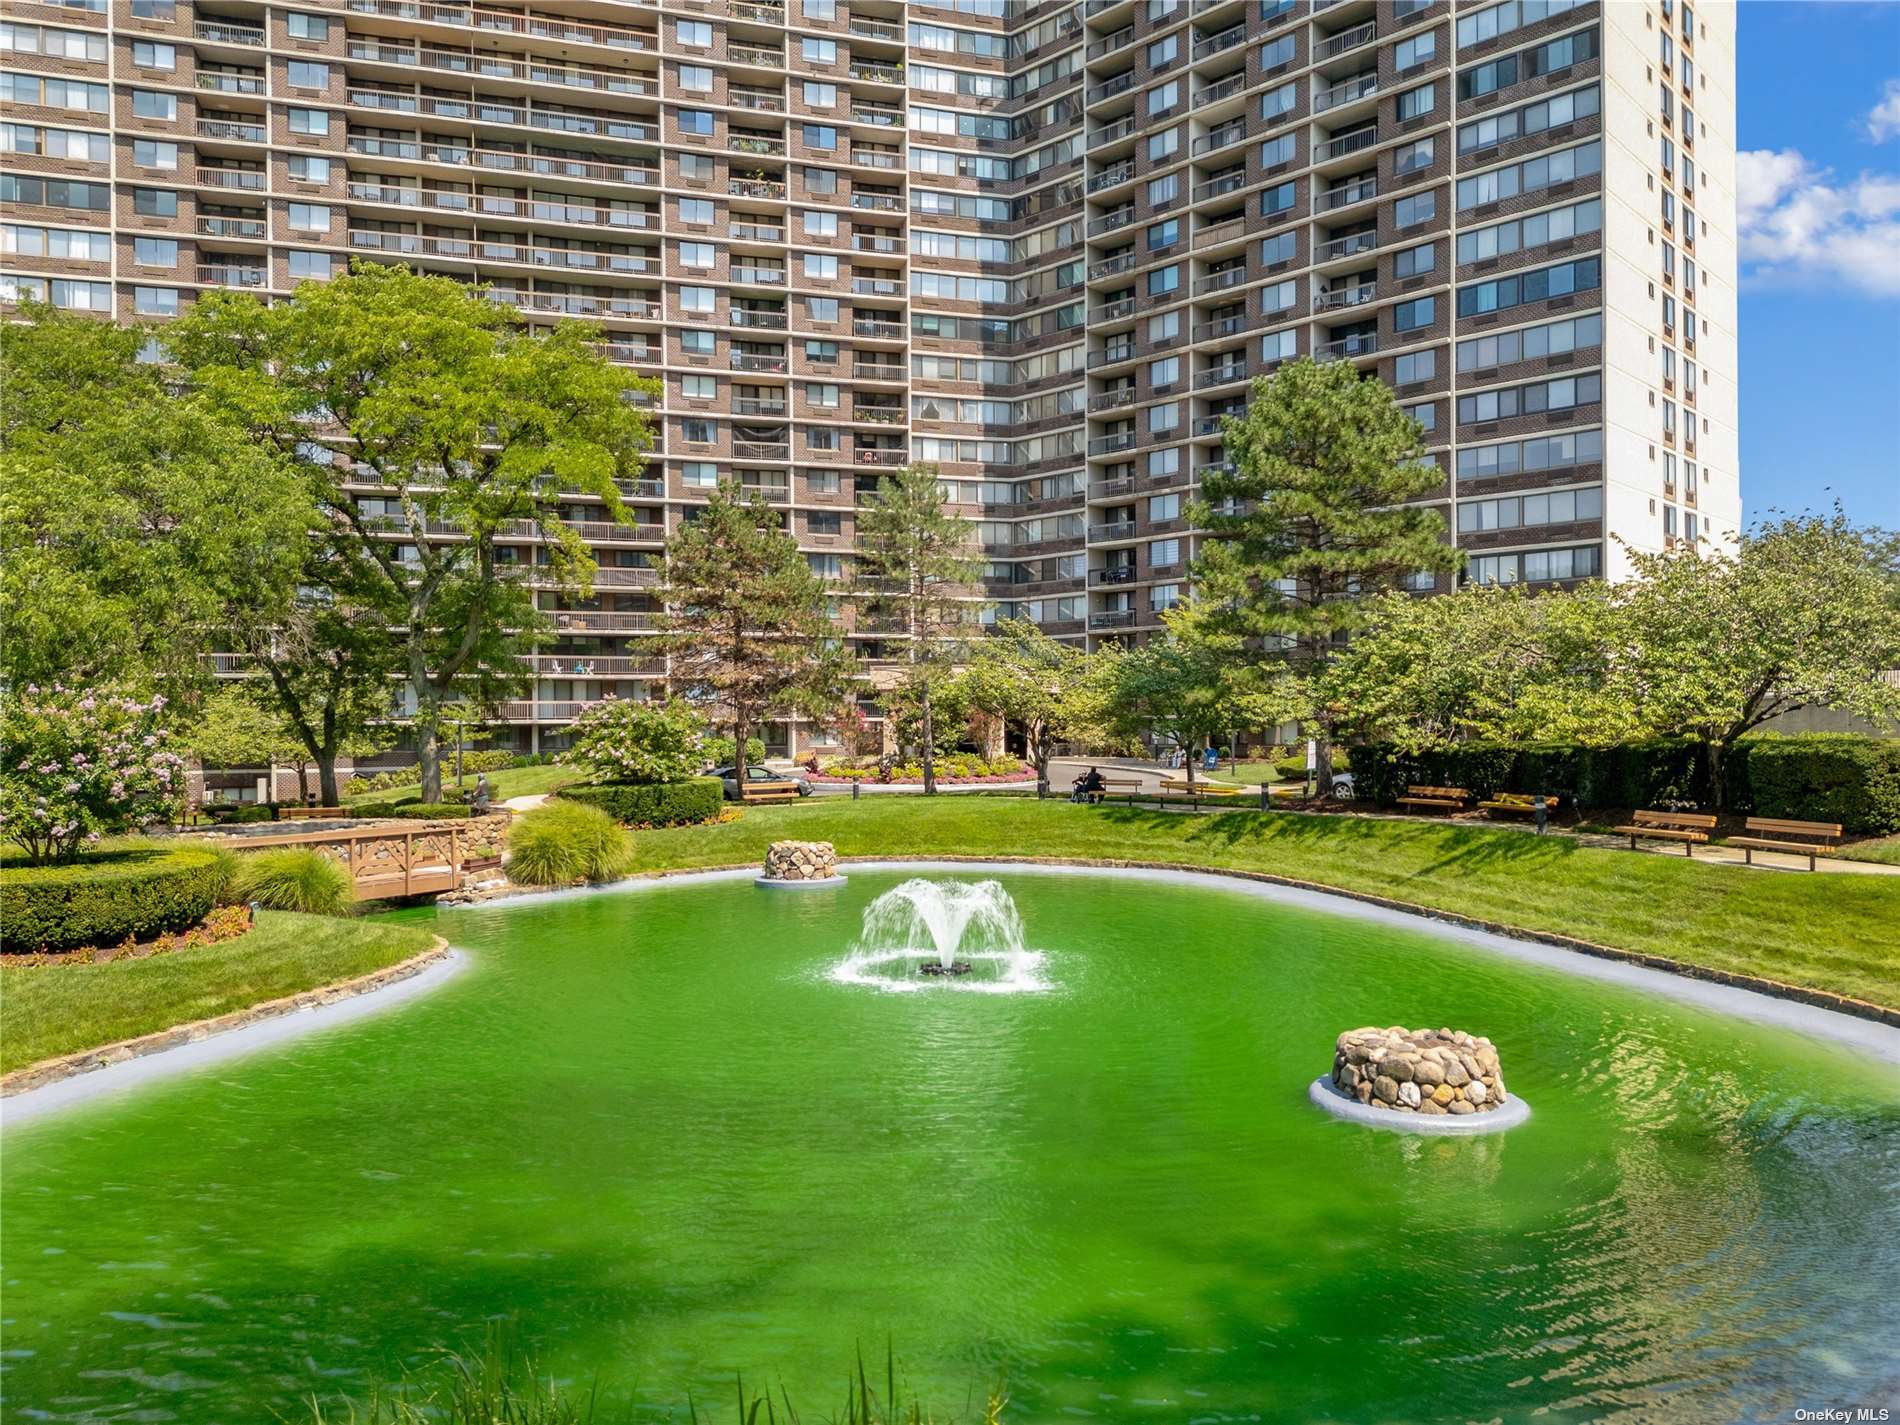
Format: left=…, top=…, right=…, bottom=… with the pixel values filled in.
left=1317, top=20, right=1376, bottom=60
left=194, top=20, right=265, bottom=44
left=729, top=308, right=788, bottom=329
left=197, top=119, right=266, bottom=142
left=1088, top=116, right=1138, bottom=149
left=1194, top=73, right=1247, bottom=110
left=1090, top=610, right=1137, bottom=629
left=1089, top=521, right=1139, bottom=542
left=728, top=135, right=787, bottom=157
left=1316, top=125, right=1379, bottom=162
left=1088, top=162, right=1134, bottom=194
left=1087, top=24, right=1135, bottom=59
left=1195, top=362, right=1248, bottom=388
left=1315, top=281, right=1376, bottom=311
left=1089, top=387, right=1137, bottom=412
left=1192, top=122, right=1247, bottom=157
left=1194, top=266, right=1247, bottom=295
left=730, top=352, right=789, bottom=372
left=1087, top=208, right=1136, bottom=238
left=853, top=362, right=904, bottom=380
left=732, top=265, right=788, bottom=285
left=199, top=168, right=265, bottom=190
left=1318, top=177, right=1378, bottom=212
left=1317, top=230, right=1378, bottom=262
left=197, top=216, right=266, bottom=238
left=1193, top=171, right=1247, bottom=203
left=198, top=72, right=265, bottom=94
left=1089, top=252, right=1138, bottom=280
left=1191, top=25, right=1245, bottom=60
left=852, top=318, right=904, bottom=340
left=1317, top=332, right=1380, bottom=361
left=729, top=178, right=788, bottom=199
left=849, top=61, right=903, bottom=84
left=1088, top=432, right=1136, bottom=456
left=854, top=448, right=908, bottom=465
left=197, top=264, right=267, bottom=288
left=1314, top=72, right=1378, bottom=113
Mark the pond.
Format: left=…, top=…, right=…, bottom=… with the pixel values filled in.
left=4, top=867, right=1898, bottom=1421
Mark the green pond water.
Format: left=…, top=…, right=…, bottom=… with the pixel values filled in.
left=4, top=869, right=1899, bottom=1422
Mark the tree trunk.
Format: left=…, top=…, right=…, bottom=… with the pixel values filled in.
left=294, top=762, right=310, bottom=802
left=1313, top=735, right=1335, bottom=801
left=317, top=756, right=340, bottom=808
left=417, top=708, right=443, bottom=804
left=1184, top=739, right=1197, bottom=786
left=733, top=710, right=751, bottom=796
left=1707, top=738, right=1726, bottom=812
left=1031, top=724, right=1050, bottom=797
left=921, top=683, right=936, bottom=795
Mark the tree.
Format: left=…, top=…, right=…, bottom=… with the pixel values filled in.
left=660, top=482, right=850, bottom=789
left=186, top=685, right=310, bottom=798
left=957, top=618, right=1113, bottom=796
left=1615, top=510, right=1900, bottom=804
left=851, top=465, right=986, bottom=794
left=1191, top=357, right=1463, bottom=789
left=1102, top=606, right=1297, bottom=785
left=168, top=264, right=659, bottom=803
left=0, top=685, right=187, bottom=864
left=568, top=697, right=707, bottom=785
left=1322, top=582, right=1641, bottom=752
left=0, top=305, right=311, bottom=707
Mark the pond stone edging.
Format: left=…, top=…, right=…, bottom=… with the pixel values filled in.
left=0, top=936, right=453, bottom=1098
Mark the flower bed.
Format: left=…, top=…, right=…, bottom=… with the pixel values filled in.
left=808, top=756, right=1035, bottom=786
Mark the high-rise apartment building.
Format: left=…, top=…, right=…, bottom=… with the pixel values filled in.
left=2, top=0, right=1737, bottom=758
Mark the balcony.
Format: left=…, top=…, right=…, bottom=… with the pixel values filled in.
left=733, top=399, right=788, bottom=417
left=1088, top=161, right=1134, bottom=194
left=1318, top=176, right=1378, bottom=212
left=1088, top=71, right=1135, bottom=105
left=1088, top=116, right=1138, bottom=151
left=1191, top=25, right=1245, bottom=60
left=734, top=440, right=791, bottom=460
left=853, top=361, right=904, bottom=381
left=1192, top=313, right=1249, bottom=342
left=730, top=0, right=785, bottom=19
left=854, top=448, right=908, bottom=465
left=197, top=264, right=267, bottom=288
left=1317, top=332, right=1379, bottom=361
left=1089, top=387, right=1137, bottom=412
left=852, top=318, right=904, bottom=340
left=1314, top=72, right=1378, bottom=113
left=1087, top=208, right=1137, bottom=238
left=728, top=134, right=787, bottom=157
left=849, top=61, right=904, bottom=84
left=1193, top=171, right=1247, bottom=203
left=1196, top=362, right=1248, bottom=389
left=728, top=42, right=785, bottom=66
left=194, top=20, right=264, bottom=44
left=1087, top=24, right=1135, bottom=58
left=1088, top=344, right=1136, bottom=369
left=728, top=178, right=787, bottom=200
left=852, top=233, right=904, bottom=255
left=1194, top=73, right=1247, bottom=110
left=1090, top=610, right=1137, bottom=629
left=851, top=104, right=903, bottom=127
left=1089, top=521, right=1139, bottom=542
left=1088, top=432, right=1136, bottom=456
left=197, top=215, right=266, bottom=239
left=732, top=264, right=788, bottom=285
left=729, top=90, right=786, bottom=114
left=1091, top=566, right=1137, bottom=587
left=1316, top=125, right=1379, bottom=162
left=851, top=149, right=902, bottom=171
left=1089, top=252, right=1138, bottom=280
left=1193, top=122, right=1247, bottom=158
left=851, top=275, right=903, bottom=298
left=849, top=16, right=902, bottom=41
left=197, top=119, right=266, bottom=143
left=199, top=168, right=265, bottom=191
left=730, top=352, right=789, bottom=372
left=1315, top=281, right=1376, bottom=312
left=1317, top=230, right=1378, bottom=262
left=854, top=407, right=904, bottom=425
left=729, top=308, right=788, bottom=329
left=731, top=221, right=785, bottom=242
left=198, top=72, right=265, bottom=95
left=1092, top=297, right=1136, bottom=322
left=850, top=192, right=903, bottom=212
left=1194, top=266, right=1247, bottom=296
left=1316, top=20, right=1376, bottom=61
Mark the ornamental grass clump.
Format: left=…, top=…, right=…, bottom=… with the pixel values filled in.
left=235, top=848, right=354, bottom=916
left=505, top=801, right=634, bottom=887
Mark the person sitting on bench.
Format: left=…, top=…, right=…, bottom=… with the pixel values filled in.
left=1072, top=766, right=1107, bottom=804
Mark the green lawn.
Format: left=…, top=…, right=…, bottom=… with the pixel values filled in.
left=1219, top=761, right=1288, bottom=786
left=632, top=797, right=1900, bottom=1011
left=1, top=912, right=436, bottom=1075
left=1841, top=834, right=1900, bottom=867
left=346, top=762, right=580, bottom=808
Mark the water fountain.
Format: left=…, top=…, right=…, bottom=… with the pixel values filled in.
left=830, top=878, right=1049, bottom=994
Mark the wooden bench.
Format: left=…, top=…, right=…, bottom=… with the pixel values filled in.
left=1396, top=785, right=1471, bottom=813
left=1726, top=816, right=1842, bottom=871
left=1084, top=777, right=1143, bottom=803
left=740, top=782, right=803, bottom=804
left=280, top=805, right=344, bottom=820
left=1614, top=809, right=1716, bottom=855
left=1477, top=793, right=1543, bottom=818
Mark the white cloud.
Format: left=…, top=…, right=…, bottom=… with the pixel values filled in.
left=1866, top=79, right=1900, bottom=143
left=1735, top=147, right=1900, bottom=297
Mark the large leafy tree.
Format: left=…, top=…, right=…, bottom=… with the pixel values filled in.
left=1615, top=511, right=1900, bottom=803
left=660, top=482, right=849, bottom=787
left=1192, top=357, right=1463, bottom=789
left=0, top=306, right=310, bottom=706
left=1323, top=582, right=1641, bottom=752
left=851, top=465, right=985, bottom=793
left=168, top=264, right=658, bottom=802
left=956, top=618, right=1113, bottom=796
left=1102, top=605, right=1295, bottom=785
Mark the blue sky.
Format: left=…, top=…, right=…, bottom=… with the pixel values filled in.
left=1737, top=2, right=1900, bottom=529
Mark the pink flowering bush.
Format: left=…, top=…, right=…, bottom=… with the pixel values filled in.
left=0, top=685, right=188, bottom=864
left=567, top=696, right=707, bottom=785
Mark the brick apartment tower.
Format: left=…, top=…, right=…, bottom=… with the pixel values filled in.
left=2, top=0, right=1738, bottom=758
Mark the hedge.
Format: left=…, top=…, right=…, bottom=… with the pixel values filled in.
left=1740, top=736, right=1900, bottom=835
left=1, top=843, right=224, bottom=953
left=353, top=802, right=477, bottom=820
left=558, top=777, right=723, bottom=827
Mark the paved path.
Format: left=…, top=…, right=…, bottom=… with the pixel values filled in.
left=502, top=793, right=550, bottom=812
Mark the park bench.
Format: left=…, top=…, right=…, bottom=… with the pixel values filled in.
left=1726, top=816, right=1842, bottom=871
left=1396, top=785, right=1471, bottom=814
left=280, top=805, right=344, bottom=820
left=1477, top=793, right=1544, bottom=819
left=740, top=781, right=803, bottom=804
left=1614, top=809, right=1716, bottom=855
left=1152, top=778, right=1245, bottom=809
left=1081, top=777, right=1143, bottom=804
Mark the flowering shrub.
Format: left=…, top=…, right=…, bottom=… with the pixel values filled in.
left=809, top=755, right=1035, bottom=786
left=568, top=697, right=708, bottom=785
left=0, top=685, right=187, bottom=864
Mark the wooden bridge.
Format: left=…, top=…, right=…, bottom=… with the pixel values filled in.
left=220, top=824, right=465, bottom=901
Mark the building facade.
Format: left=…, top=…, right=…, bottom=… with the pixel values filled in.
left=1, top=0, right=1738, bottom=757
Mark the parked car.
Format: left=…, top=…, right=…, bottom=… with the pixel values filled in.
left=705, top=764, right=812, bottom=800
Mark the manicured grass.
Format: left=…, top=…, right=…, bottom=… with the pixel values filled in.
left=1839, top=834, right=1900, bottom=867
left=1219, top=761, right=1287, bottom=786
left=345, top=763, right=580, bottom=808
left=0, top=912, right=436, bottom=1075
left=631, top=797, right=1900, bottom=1011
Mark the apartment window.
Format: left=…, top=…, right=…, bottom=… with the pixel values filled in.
left=130, top=0, right=175, bottom=16
left=1149, top=356, right=1180, bottom=388
left=803, top=0, right=837, bottom=19
left=132, top=188, right=178, bottom=217
left=1148, top=310, right=1180, bottom=342
left=1394, top=137, right=1435, bottom=177
left=288, top=108, right=330, bottom=136
left=681, top=330, right=714, bottom=354
left=1260, top=81, right=1297, bottom=122
left=1261, top=181, right=1296, bottom=218
left=1396, top=82, right=1436, bottom=123
left=682, top=462, right=718, bottom=487
left=288, top=154, right=331, bottom=182
left=288, top=250, right=333, bottom=280
left=1395, top=191, right=1436, bottom=228
left=1260, top=231, right=1296, bottom=266
left=2, top=125, right=108, bottom=162
left=285, top=12, right=329, bottom=39
left=287, top=203, right=330, bottom=230
left=806, top=382, right=841, bottom=407
left=801, top=210, right=838, bottom=238
left=133, top=236, right=177, bottom=265
left=1262, top=328, right=1298, bottom=363
left=804, top=338, right=838, bottom=360
left=1457, top=312, right=1602, bottom=370
left=677, top=19, right=710, bottom=46
left=808, top=426, right=840, bottom=451
left=131, top=40, right=175, bottom=69
left=803, top=253, right=839, bottom=279
left=808, top=470, right=841, bottom=493
left=1457, top=198, right=1603, bottom=262
left=1394, top=32, right=1435, bottom=70
left=1149, top=493, right=1181, bottom=522
left=1149, top=447, right=1180, bottom=477
left=679, top=198, right=713, bottom=225
left=131, top=89, right=177, bottom=120
left=1259, top=132, right=1296, bottom=169
left=1394, top=349, right=1436, bottom=385
left=804, top=166, right=838, bottom=194
left=807, top=296, right=839, bottom=322
left=3, top=225, right=105, bottom=261
left=1146, top=264, right=1180, bottom=296
left=287, top=60, right=329, bottom=88
left=133, top=139, right=178, bottom=170
left=134, top=286, right=180, bottom=315
left=1395, top=241, right=1436, bottom=279
left=679, top=109, right=713, bottom=136
left=1147, top=127, right=1180, bottom=162
left=1393, top=296, right=1435, bottom=333
left=804, top=82, right=837, bottom=107
left=682, top=374, right=716, bottom=399
left=1260, top=33, right=1295, bottom=70
left=1150, top=403, right=1180, bottom=433
left=1458, top=372, right=1601, bottom=423
left=680, top=286, right=715, bottom=312
left=1147, top=218, right=1179, bottom=250
left=1147, top=174, right=1179, bottom=206
left=802, top=37, right=837, bottom=63
left=1147, top=34, right=1178, bottom=68
left=1260, top=279, right=1296, bottom=314
left=1148, top=80, right=1179, bottom=117
left=1150, top=538, right=1181, bottom=567
left=680, top=65, right=713, bottom=93
left=1458, top=256, right=1603, bottom=316
left=682, top=418, right=715, bottom=444
left=804, top=123, right=839, bottom=150
left=1406, top=402, right=1437, bottom=433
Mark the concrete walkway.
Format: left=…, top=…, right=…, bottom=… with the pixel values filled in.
left=502, top=793, right=550, bottom=812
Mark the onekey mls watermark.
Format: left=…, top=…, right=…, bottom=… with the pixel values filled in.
left=1793, top=1409, right=1891, bottom=1423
